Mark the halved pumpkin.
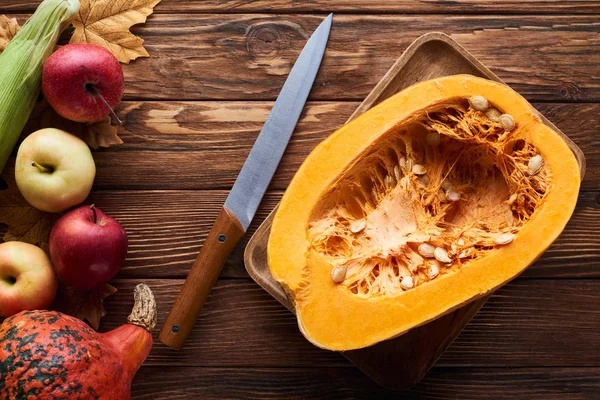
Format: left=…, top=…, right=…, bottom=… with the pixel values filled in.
left=268, top=75, right=581, bottom=351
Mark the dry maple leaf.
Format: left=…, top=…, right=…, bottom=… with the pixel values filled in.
left=0, top=15, right=20, bottom=54
left=0, top=161, right=58, bottom=246
left=23, top=99, right=122, bottom=149
left=70, top=0, right=162, bottom=64
left=53, top=282, right=118, bottom=330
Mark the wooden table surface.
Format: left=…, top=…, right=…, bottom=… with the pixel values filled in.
left=2, top=1, right=600, bottom=399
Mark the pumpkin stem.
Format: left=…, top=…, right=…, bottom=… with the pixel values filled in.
left=127, top=283, right=157, bottom=332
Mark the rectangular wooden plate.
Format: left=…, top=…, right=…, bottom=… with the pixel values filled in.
left=244, top=32, right=586, bottom=390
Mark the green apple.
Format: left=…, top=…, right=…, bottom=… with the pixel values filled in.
left=0, top=241, right=58, bottom=318
left=15, top=128, right=96, bottom=213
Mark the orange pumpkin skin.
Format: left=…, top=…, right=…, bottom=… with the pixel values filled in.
left=268, top=74, right=582, bottom=351
left=0, top=311, right=151, bottom=399
left=0, top=285, right=155, bottom=399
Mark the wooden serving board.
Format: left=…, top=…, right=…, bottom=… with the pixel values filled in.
left=244, top=32, right=586, bottom=390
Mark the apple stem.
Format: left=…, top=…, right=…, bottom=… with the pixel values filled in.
left=88, top=86, right=122, bottom=125
left=90, top=204, right=97, bottom=224
left=31, top=161, right=52, bottom=173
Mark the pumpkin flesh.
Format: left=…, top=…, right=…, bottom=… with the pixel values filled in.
left=268, top=75, right=581, bottom=351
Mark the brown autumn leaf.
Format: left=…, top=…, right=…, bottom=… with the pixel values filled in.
left=0, top=161, right=58, bottom=247
left=70, top=0, right=162, bottom=64
left=0, top=15, right=20, bottom=54
left=82, top=116, right=124, bottom=148
left=53, top=282, right=118, bottom=330
left=23, top=99, right=122, bottom=149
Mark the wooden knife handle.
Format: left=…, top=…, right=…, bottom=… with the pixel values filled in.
left=159, top=206, right=245, bottom=350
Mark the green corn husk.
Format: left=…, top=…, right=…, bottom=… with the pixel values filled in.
left=0, top=0, right=79, bottom=174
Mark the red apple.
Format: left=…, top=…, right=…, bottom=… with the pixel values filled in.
left=49, top=205, right=128, bottom=290
left=42, top=43, right=124, bottom=123
left=0, top=241, right=58, bottom=317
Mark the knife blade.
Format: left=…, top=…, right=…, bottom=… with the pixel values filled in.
left=159, top=14, right=333, bottom=350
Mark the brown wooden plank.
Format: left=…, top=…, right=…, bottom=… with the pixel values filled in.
left=87, top=190, right=280, bottom=279
left=94, top=101, right=600, bottom=191
left=2, top=1, right=598, bottom=14
left=102, top=279, right=600, bottom=367
left=86, top=190, right=599, bottom=279
left=2, top=189, right=595, bottom=279
left=7, top=15, right=599, bottom=102
left=131, top=366, right=600, bottom=399
left=112, top=14, right=600, bottom=102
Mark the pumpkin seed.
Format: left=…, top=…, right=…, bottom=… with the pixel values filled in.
left=457, top=238, right=465, bottom=246
left=418, top=243, right=436, bottom=258
left=393, top=165, right=401, bottom=181
left=426, top=132, right=441, bottom=146
left=412, top=164, right=427, bottom=175
left=450, top=243, right=458, bottom=254
left=400, top=156, right=413, bottom=171
left=331, top=266, right=347, bottom=283
left=494, top=233, right=515, bottom=245
left=428, top=264, right=440, bottom=279
left=468, top=95, right=489, bottom=111
left=384, top=174, right=395, bottom=189
left=458, top=249, right=471, bottom=259
left=528, top=154, right=544, bottom=176
left=400, top=276, right=414, bottom=290
left=418, top=174, right=430, bottom=187
left=406, top=233, right=431, bottom=243
left=499, top=114, right=515, bottom=131
left=434, top=247, right=452, bottom=264
left=446, top=188, right=461, bottom=202
left=350, top=219, right=366, bottom=233
left=441, top=178, right=454, bottom=191
left=485, top=108, right=501, bottom=122
left=508, top=193, right=518, bottom=205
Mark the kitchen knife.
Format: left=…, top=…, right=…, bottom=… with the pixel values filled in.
left=159, top=14, right=333, bottom=350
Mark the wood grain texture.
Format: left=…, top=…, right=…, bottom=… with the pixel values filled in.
left=7, top=14, right=598, bottom=102
left=131, top=366, right=600, bottom=399
left=0, top=4, right=596, bottom=397
left=90, top=101, right=600, bottom=190
left=75, top=190, right=600, bottom=279
left=2, top=0, right=599, bottom=14
left=87, top=190, right=282, bottom=279
left=101, top=279, right=600, bottom=367
left=113, top=14, right=600, bottom=102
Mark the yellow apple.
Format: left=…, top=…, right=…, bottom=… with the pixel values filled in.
left=15, top=128, right=96, bottom=213
left=0, top=242, right=58, bottom=317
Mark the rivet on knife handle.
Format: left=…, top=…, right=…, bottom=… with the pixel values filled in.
left=159, top=207, right=245, bottom=350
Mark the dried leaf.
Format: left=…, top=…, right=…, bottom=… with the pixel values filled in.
left=70, top=0, right=161, bottom=64
left=0, top=161, right=58, bottom=246
left=53, top=282, right=118, bottom=330
left=23, top=99, right=122, bottom=149
left=0, top=15, right=20, bottom=54
left=81, top=117, right=123, bottom=149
